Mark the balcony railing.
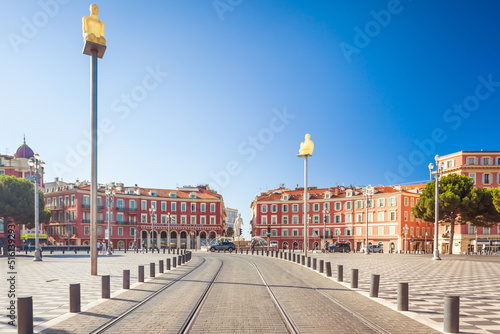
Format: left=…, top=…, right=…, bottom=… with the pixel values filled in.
left=82, top=219, right=90, bottom=224
left=82, top=204, right=90, bottom=209
left=116, top=206, right=125, bottom=212
left=128, top=208, right=138, bottom=212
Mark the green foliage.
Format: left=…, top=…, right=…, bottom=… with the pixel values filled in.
left=492, top=188, right=500, bottom=214
left=463, top=187, right=500, bottom=226
left=226, top=226, right=234, bottom=237
left=0, top=175, right=51, bottom=228
left=412, top=174, right=499, bottom=254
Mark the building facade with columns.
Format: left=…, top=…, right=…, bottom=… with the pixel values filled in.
left=43, top=181, right=226, bottom=250
left=250, top=184, right=432, bottom=253
left=436, top=151, right=500, bottom=254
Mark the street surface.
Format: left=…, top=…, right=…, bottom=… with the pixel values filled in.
left=0, top=251, right=499, bottom=333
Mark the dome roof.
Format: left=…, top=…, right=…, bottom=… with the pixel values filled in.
left=15, top=139, right=34, bottom=159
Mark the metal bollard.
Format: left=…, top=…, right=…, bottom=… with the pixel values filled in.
left=69, top=284, right=80, bottom=313
left=319, top=260, right=324, bottom=273
left=62, top=250, right=65, bottom=254
left=159, top=260, right=164, bottom=273
left=166, top=258, right=171, bottom=270
left=326, top=262, right=332, bottom=277
left=313, top=258, right=317, bottom=270
left=177, top=248, right=179, bottom=255
left=280, top=252, right=283, bottom=259
left=173, top=257, right=177, bottom=268
left=150, top=263, right=155, bottom=278
left=302, top=256, right=305, bottom=266
left=246, top=249, right=249, bottom=254
left=444, top=295, right=460, bottom=333
left=163, top=248, right=165, bottom=254
left=397, top=282, right=408, bottom=311
left=284, top=252, right=287, bottom=260
left=18, top=296, right=33, bottom=334
left=293, top=254, right=296, bottom=262
left=123, top=270, right=130, bottom=289
left=178, top=255, right=182, bottom=265
left=182, top=254, right=186, bottom=264
left=307, top=257, right=311, bottom=268
left=138, top=265, right=144, bottom=282
left=102, top=275, right=110, bottom=298
left=337, top=265, right=343, bottom=282
left=271, top=250, right=273, bottom=257
left=370, top=274, right=380, bottom=297
left=168, top=248, right=170, bottom=254
left=256, top=250, right=259, bottom=255
left=351, top=269, right=358, bottom=288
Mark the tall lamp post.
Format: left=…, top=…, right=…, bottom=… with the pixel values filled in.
left=82, top=4, right=107, bottom=275
left=403, top=224, right=409, bottom=254
left=28, top=153, right=45, bottom=262
left=323, top=208, right=329, bottom=250
left=105, top=185, right=115, bottom=255
left=297, top=134, right=314, bottom=257
left=166, top=212, right=171, bottom=250
left=428, top=155, right=442, bottom=260
left=149, top=206, right=156, bottom=250
left=363, top=185, right=374, bottom=255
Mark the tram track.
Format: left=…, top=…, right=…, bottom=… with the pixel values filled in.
left=247, top=260, right=301, bottom=334
left=91, top=256, right=224, bottom=334
left=91, top=256, right=206, bottom=334
left=246, top=257, right=389, bottom=334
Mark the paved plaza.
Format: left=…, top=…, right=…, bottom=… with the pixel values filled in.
left=1, top=250, right=500, bottom=333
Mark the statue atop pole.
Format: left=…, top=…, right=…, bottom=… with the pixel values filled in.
left=82, top=4, right=107, bottom=58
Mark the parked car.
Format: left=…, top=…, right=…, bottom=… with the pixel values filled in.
left=361, top=245, right=383, bottom=253
left=209, top=242, right=236, bottom=252
left=328, top=243, right=351, bottom=253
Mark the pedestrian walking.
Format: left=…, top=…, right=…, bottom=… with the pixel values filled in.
left=97, top=241, right=101, bottom=254
left=102, top=241, right=107, bottom=255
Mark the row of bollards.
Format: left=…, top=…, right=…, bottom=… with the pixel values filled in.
left=18, top=252, right=192, bottom=334
left=244, top=250, right=460, bottom=334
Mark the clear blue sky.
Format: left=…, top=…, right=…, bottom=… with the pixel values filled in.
left=2, top=1, right=500, bottom=236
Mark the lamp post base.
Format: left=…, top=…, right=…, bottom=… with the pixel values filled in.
left=33, top=251, right=42, bottom=261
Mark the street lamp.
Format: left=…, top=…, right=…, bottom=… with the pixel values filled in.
left=403, top=224, right=409, bottom=254
left=428, top=155, right=442, bottom=260
left=105, top=185, right=115, bottom=255
left=149, top=206, right=156, bottom=251
left=323, top=208, right=329, bottom=250
left=28, top=153, right=45, bottom=262
left=297, top=134, right=314, bottom=257
left=424, top=232, right=428, bottom=254
left=363, top=185, right=374, bottom=255
left=166, top=212, right=171, bottom=250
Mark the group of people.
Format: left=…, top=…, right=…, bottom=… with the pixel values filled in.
left=97, top=240, right=112, bottom=255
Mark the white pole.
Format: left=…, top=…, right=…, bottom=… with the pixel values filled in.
left=433, top=155, right=441, bottom=260
left=303, top=156, right=308, bottom=257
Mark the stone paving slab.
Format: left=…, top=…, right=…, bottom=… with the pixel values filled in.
left=274, top=251, right=500, bottom=334
left=0, top=251, right=182, bottom=333
left=192, top=254, right=289, bottom=333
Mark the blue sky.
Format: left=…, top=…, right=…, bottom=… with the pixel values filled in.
left=2, top=1, right=500, bottom=236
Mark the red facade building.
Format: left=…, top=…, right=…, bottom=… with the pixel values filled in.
left=251, top=185, right=432, bottom=253
left=43, top=181, right=226, bottom=249
left=436, top=151, right=500, bottom=253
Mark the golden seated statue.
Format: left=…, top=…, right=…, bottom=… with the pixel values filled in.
left=299, top=134, right=314, bottom=155
left=82, top=4, right=106, bottom=46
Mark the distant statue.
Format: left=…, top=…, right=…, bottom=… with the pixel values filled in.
left=82, top=4, right=106, bottom=45
left=299, top=134, right=314, bottom=155
left=234, top=214, right=242, bottom=233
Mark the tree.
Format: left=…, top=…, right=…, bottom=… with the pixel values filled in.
left=492, top=188, right=500, bottom=214
left=0, top=175, right=51, bottom=228
left=412, top=174, right=499, bottom=255
left=226, top=226, right=234, bottom=237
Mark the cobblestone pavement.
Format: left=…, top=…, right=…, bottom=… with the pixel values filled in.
left=0, top=250, right=183, bottom=333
